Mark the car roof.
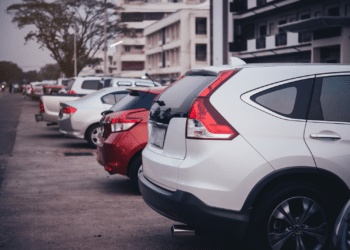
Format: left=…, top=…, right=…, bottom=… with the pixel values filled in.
left=195, top=63, right=350, bottom=75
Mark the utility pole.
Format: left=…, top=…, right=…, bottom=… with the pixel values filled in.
left=104, top=0, right=107, bottom=75
left=74, top=26, right=77, bottom=77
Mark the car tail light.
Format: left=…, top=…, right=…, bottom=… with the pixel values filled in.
left=67, top=90, right=76, bottom=94
left=30, top=87, right=33, bottom=94
left=186, top=70, right=239, bottom=140
left=62, top=106, right=77, bottom=115
left=110, top=109, right=145, bottom=133
left=39, top=100, right=45, bottom=113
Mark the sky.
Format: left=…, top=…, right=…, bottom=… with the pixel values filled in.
left=0, top=0, right=56, bottom=72
left=0, top=0, right=118, bottom=73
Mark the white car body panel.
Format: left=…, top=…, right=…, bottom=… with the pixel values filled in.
left=41, top=95, right=81, bottom=123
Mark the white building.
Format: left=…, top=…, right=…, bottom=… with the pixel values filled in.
left=144, top=2, right=210, bottom=84
left=213, top=0, right=350, bottom=64
left=113, top=0, right=207, bottom=79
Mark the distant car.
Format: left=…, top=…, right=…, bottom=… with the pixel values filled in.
left=58, top=87, right=129, bottom=148
left=331, top=199, right=350, bottom=250
left=103, top=77, right=161, bottom=88
left=97, top=87, right=165, bottom=192
left=13, top=83, right=19, bottom=93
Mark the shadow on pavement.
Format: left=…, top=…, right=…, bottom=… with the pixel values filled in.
left=61, top=142, right=95, bottom=150
left=102, top=177, right=140, bottom=196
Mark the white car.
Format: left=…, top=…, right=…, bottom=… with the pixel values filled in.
left=58, top=87, right=129, bottom=147
left=139, top=63, right=350, bottom=250
left=59, top=76, right=103, bottom=95
left=103, top=77, right=161, bottom=88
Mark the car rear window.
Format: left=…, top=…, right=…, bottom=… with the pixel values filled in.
left=82, top=80, right=103, bottom=90
left=65, top=79, right=76, bottom=90
left=155, top=74, right=217, bottom=110
left=110, top=91, right=157, bottom=112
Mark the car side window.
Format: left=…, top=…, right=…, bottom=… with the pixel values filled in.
left=101, top=94, right=116, bottom=105
left=308, top=75, right=350, bottom=123
left=81, top=80, right=101, bottom=90
left=135, top=81, right=154, bottom=87
left=117, top=81, right=132, bottom=86
left=251, top=78, right=314, bottom=119
left=114, top=92, right=128, bottom=103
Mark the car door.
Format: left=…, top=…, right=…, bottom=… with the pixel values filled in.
left=304, top=73, right=350, bottom=186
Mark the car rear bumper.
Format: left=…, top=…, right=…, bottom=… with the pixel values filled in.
left=138, top=170, right=251, bottom=240
left=97, top=132, right=138, bottom=175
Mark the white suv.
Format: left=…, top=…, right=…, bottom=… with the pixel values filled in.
left=139, top=64, right=350, bottom=250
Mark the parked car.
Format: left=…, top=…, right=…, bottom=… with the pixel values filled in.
left=97, top=86, right=165, bottom=192
left=102, top=77, right=161, bottom=88
left=35, top=93, right=84, bottom=124
left=58, top=87, right=130, bottom=148
left=59, top=76, right=103, bottom=95
left=331, top=199, right=350, bottom=250
left=31, top=80, right=57, bottom=100
left=43, top=78, right=70, bottom=95
left=139, top=64, right=350, bottom=250
left=13, top=83, right=19, bottom=93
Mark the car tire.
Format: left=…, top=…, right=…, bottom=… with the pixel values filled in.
left=129, top=155, right=142, bottom=194
left=86, top=124, right=101, bottom=149
left=248, top=181, right=337, bottom=250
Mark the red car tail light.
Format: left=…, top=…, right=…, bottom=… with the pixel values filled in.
left=62, top=106, right=77, bottom=114
left=39, top=100, right=45, bottom=113
left=110, top=108, right=146, bottom=132
left=186, top=70, right=239, bottom=140
left=67, top=90, right=76, bottom=94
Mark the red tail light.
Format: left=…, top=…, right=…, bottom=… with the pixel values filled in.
left=62, top=106, right=77, bottom=114
left=67, top=90, right=76, bottom=94
left=109, top=108, right=145, bottom=132
left=186, top=70, right=239, bottom=140
left=39, top=100, right=45, bottom=113
left=30, top=87, right=33, bottom=94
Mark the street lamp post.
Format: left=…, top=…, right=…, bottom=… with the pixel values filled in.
left=104, top=0, right=107, bottom=75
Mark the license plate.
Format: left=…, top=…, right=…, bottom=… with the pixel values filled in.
left=150, top=126, right=166, bottom=148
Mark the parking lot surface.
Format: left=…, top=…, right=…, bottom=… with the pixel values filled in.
left=0, top=92, right=242, bottom=249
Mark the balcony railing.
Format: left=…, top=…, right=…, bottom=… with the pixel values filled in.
left=229, top=40, right=247, bottom=52
left=298, top=32, right=312, bottom=43
left=256, top=36, right=266, bottom=49
left=275, top=32, right=287, bottom=46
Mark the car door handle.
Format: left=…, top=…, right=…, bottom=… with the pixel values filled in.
left=310, top=133, right=341, bottom=140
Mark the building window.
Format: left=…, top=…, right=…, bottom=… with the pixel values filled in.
left=259, top=24, right=267, bottom=37
left=257, top=0, right=266, bottom=6
left=124, top=46, right=131, bottom=52
left=108, top=56, right=113, bottom=65
left=269, top=23, right=274, bottom=36
left=314, top=11, right=321, bottom=17
left=122, top=62, right=145, bottom=71
left=196, top=18, right=207, bottom=35
left=327, top=6, right=339, bottom=16
left=196, top=44, right=207, bottom=61
left=346, top=5, right=350, bottom=17
left=242, top=23, right=255, bottom=39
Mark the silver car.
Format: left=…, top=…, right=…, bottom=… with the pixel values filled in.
left=58, top=87, right=129, bottom=148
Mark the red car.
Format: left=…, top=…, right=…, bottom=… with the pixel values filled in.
left=97, top=87, right=164, bottom=192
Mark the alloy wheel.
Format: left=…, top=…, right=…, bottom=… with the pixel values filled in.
left=90, top=127, right=102, bottom=146
left=268, top=196, right=328, bottom=250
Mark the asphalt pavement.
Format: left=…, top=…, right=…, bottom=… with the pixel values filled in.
left=0, top=92, right=243, bottom=250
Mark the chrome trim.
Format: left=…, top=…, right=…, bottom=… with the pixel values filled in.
left=310, top=133, right=341, bottom=140
left=241, top=76, right=315, bottom=122
left=316, top=72, right=350, bottom=78
left=305, top=120, right=350, bottom=125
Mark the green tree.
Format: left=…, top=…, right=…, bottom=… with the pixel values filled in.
left=7, top=0, right=120, bottom=77
left=37, top=63, right=61, bottom=80
left=0, top=61, right=23, bottom=83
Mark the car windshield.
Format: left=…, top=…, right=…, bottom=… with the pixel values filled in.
left=110, top=91, right=157, bottom=112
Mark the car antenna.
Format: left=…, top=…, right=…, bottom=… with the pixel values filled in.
left=145, top=73, right=156, bottom=86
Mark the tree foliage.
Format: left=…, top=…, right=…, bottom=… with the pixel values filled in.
left=0, top=61, right=24, bottom=83
left=7, top=0, right=120, bottom=77
left=37, top=63, right=61, bottom=80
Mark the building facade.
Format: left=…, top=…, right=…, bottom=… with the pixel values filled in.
left=113, top=0, right=207, bottom=79
left=144, top=3, right=210, bottom=84
left=78, top=50, right=117, bottom=77
left=227, top=0, right=350, bottom=64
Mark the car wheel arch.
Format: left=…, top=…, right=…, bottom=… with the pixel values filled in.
left=242, top=167, right=350, bottom=214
